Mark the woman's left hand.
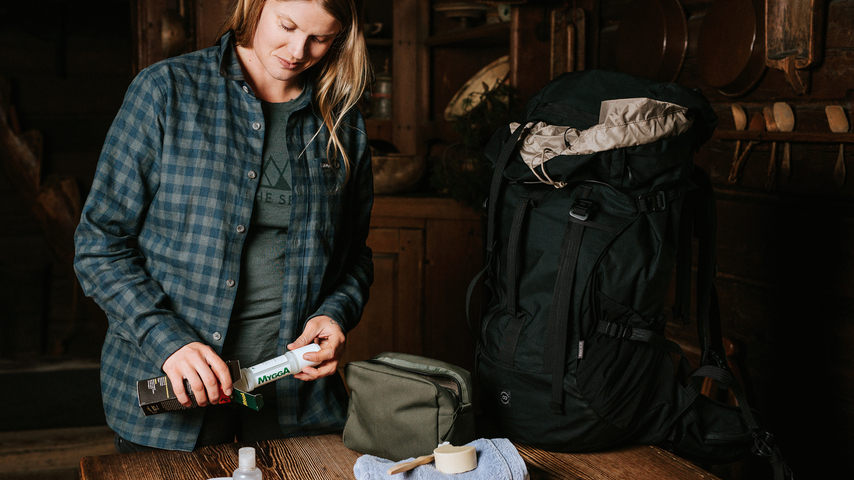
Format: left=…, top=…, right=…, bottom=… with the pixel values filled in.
left=287, top=315, right=346, bottom=381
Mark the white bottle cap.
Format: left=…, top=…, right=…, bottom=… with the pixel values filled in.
left=238, top=447, right=256, bottom=470
left=287, top=343, right=322, bottom=373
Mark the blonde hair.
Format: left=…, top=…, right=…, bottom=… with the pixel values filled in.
left=218, top=0, right=371, bottom=184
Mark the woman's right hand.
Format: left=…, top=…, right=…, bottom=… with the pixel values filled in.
left=162, top=342, right=233, bottom=407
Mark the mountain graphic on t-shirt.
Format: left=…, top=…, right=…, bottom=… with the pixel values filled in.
left=261, top=154, right=291, bottom=192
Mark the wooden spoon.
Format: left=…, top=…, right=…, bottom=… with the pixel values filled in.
left=763, top=106, right=779, bottom=191
left=728, top=112, right=765, bottom=184
left=730, top=104, right=747, bottom=172
left=773, top=102, right=795, bottom=181
left=826, top=105, right=849, bottom=188
left=387, top=445, right=477, bottom=475
left=387, top=454, right=436, bottom=475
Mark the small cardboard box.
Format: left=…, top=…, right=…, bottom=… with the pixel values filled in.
left=137, top=360, right=264, bottom=416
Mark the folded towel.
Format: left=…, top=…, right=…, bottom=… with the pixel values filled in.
left=353, top=438, right=529, bottom=480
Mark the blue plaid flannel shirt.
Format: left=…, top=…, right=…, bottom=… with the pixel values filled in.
left=73, top=32, right=374, bottom=451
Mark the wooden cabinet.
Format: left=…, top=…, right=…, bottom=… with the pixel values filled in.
left=361, top=0, right=421, bottom=155
left=340, top=219, right=424, bottom=365
left=340, top=196, right=483, bottom=373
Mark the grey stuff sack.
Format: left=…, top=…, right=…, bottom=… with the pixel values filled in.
left=342, top=352, right=476, bottom=461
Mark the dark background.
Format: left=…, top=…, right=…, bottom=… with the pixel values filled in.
left=2, top=1, right=853, bottom=479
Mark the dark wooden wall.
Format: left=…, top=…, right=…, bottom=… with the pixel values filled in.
left=0, top=0, right=129, bottom=364
left=1, top=0, right=852, bottom=477
left=596, top=0, right=853, bottom=478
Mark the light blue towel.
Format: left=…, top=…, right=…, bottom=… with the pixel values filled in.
left=353, top=438, right=529, bottom=480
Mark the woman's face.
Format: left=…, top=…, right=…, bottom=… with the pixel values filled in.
left=251, top=0, right=341, bottom=84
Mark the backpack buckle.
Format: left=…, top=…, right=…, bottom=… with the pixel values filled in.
left=752, top=431, right=776, bottom=458
left=638, top=190, right=667, bottom=213
left=602, top=322, right=633, bottom=340
left=569, top=198, right=594, bottom=221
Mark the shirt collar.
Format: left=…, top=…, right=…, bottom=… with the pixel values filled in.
left=218, top=31, right=245, bottom=81
left=217, top=30, right=315, bottom=109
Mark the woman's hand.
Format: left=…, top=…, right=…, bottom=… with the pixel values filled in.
left=287, top=315, right=346, bottom=381
left=162, top=342, right=233, bottom=407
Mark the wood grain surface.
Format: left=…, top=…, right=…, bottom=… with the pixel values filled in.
left=516, top=443, right=720, bottom=480
left=80, top=433, right=719, bottom=480
left=80, top=434, right=360, bottom=480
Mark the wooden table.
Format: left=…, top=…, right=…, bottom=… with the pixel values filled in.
left=79, top=433, right=720, bottom=480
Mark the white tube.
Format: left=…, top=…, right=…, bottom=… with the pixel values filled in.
left=236, top=343, right=321, bottom=392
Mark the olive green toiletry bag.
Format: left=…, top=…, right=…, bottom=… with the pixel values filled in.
left=342, top=352, right=476, bottom=461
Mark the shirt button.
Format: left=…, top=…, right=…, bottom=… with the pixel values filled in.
left=236, top=225, right=246, bottom=233
left=248, top=170, right=257, bottom=179
left=243, top=86, right=249, bottom=93
left=226, top=279, right=236, bottom=288
left=212, top=332, right=222, bottom=341
left=252, top=122, right=261, bottom=130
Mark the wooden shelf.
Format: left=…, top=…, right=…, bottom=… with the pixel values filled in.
left=372, top=194, right=481, bottom=220
left=425, top=22, right=510, bottom=47
left=715, top=130, right=854, bottom=143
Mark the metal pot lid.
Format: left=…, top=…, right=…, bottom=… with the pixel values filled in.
left=697, top=0, right=767, bottom=97
left=615, top=0, right=688, bottom=83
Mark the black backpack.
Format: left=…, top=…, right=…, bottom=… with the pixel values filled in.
left=468, top=70, right=792, bottom=479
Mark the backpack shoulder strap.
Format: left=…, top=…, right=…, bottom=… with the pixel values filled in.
left=688, top=166, right=728, bottom=369
left=486, top=122, right=531, bottom=253
left=674, top=167, right=794, bottom=480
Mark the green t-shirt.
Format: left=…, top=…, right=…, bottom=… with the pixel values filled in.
left=222, top=88, right=306, bottom=367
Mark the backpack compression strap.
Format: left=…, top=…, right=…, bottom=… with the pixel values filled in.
left=498, top=187, right=550, bottom=367
left=541, top=185, right=594, bottom=414
left=465, top=123, right=532, bottom=358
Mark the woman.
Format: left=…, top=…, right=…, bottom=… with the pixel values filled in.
left=74, top=0, right=373, bottom=452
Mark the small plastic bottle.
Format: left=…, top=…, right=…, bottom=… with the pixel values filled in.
left=234, top=343, right=321, bottom=392
left=232, top=447, right=263, bottom=480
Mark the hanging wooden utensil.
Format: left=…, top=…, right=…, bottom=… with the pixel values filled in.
left=731, top=104, right=747, bottom=172
left=763, top=106, right=779, bottom=191
left=729, top=112, right=765, bottom=184
left=826, top=105, right=849, bottom=188
left=766, top=0, right=824, bottom=95
left=773, top=102, right=795, bottom=181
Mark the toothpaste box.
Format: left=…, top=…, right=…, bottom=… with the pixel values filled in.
left=137, top=360, right=264, bottom=416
